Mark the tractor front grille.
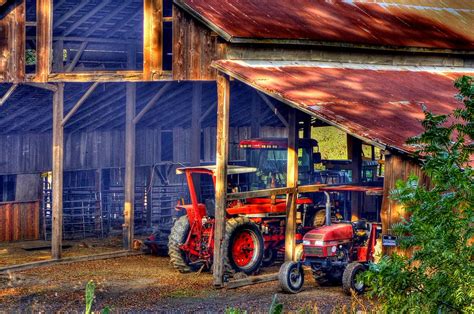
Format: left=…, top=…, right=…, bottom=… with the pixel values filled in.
left=305, top=246, right=324, bottom=256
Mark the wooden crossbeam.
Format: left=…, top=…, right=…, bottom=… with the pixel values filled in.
left=63, top=0, right=110, bottom=36
left=227, top=187, right=295, bottom=201
left=53, top=0, right=88, bottom=29
left=0, top=84, right=18, bottom=106
left=258, top=92, right=288, bottom=127
left=133, top=82, right=172, bottom=124
left=24, top=82, right=58, bottom=91
left=83, top=0, right=131, bottom=37
left=200, top=101, right=217, bottom=123
left=225, top=273, right=279, bottom=289
left=61, top=82, right=99, bottom=126
left=65, top=41, right=88, bottom=72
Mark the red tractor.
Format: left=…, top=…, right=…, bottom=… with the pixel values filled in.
left=278, top=195, right=380, bottom=295
left=168, top=138, right=324, bottom=276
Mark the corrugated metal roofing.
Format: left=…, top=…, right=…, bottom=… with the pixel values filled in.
left=175, top=0, right=474, bottom=51
left=213, top=60, right=474, bottom=154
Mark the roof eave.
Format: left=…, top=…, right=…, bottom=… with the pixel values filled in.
left=211, top=61, right=406, bottom=154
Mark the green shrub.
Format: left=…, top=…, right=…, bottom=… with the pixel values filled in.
left=364, top=76, right=474, bottom=313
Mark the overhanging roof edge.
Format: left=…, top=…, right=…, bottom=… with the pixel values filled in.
left=212, top=61, right=397, bottom=154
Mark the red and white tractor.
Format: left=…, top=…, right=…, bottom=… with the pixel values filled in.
left=168, top=138, right=324, bottom=276
left=278, top=194, right=381, bottom=295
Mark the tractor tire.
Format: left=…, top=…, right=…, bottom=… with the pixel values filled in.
left=262, top=248, right=278, bottom=267
left=342, top=262, right=366, bottom=295
left=223, top=217, right=264, bottom=275
left=168, top=215, right=202, bottom=273
left=279, top=261, right=304, bottom=294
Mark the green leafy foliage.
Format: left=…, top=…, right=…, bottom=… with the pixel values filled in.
left=85, top=280, right=110, bottom=314
left=364, top=76, right=474, bottom=313
left=269, top=294, right=283, bottom=314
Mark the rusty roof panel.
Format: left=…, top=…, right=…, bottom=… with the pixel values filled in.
left=213, top=60, right=474, bottom=153
left=176, top=0, right=474, bottom=50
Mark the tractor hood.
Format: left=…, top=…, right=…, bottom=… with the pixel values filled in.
left=303, top=223, right=353, bottom=243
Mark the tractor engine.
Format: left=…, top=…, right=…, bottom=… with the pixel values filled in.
left=302, top=223, right=353, bottom=260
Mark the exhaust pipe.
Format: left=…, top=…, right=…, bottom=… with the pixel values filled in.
left=324, top=191, right=331, bottom=226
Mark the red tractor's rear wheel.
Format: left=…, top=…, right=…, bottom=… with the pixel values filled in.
left=223, top=217, right=264, bottom=275
left=168, top=215, right=203, bottom=273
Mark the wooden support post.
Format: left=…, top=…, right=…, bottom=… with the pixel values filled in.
left=191, top=83, right=202, bottom=196
left=285, top=108, right=298, bottom=261
left=52, top=39, right=64, bottom=72
left=36, top=0, right=53, bottom=82
left=347, top=135, right=363, bottom=221
left=2, top=1, right=25, bottom=82
left=251, top=91, right=260, bottom=138
left=213, top=73, right=230, bottom=287
left=303, top=115, right=311, bottom=139
left=143, top=0, right=162, bottom=80
left=123, top=83, right=136, bottom=250
left=51, top=82, right=64, bottom=260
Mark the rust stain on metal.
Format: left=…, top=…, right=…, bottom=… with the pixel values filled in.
left=177, top=0, right=474, bottom=50
left=213, top=60, right=473, bottom=153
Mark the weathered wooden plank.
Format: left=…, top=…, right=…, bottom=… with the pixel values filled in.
left=225, top=273, right=279, bottom=289
left=0, top=250, right=143, bottom=274
left=0, top=1, right=25, bottom=82
left=36, top=0, right=53, bottom=82
left=123, top=83, right=136, bottom=250
left=213, top=73, right=230, bottom=287
left=51, top=83, right=64, bottom=259
left=143, top=0, right=162, bottom=80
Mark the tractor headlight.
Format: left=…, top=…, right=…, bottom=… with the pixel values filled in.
left=314, top=240, right=324, bottom=246
left=303, top=240, right=311, bottom=245
left=331, top=246, right=337, bottom=253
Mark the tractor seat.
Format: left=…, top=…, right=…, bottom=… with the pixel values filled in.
left=353, top=219, right=368, bottom=231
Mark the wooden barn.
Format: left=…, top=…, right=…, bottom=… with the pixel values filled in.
left=0, top=0, right=472, bottom=288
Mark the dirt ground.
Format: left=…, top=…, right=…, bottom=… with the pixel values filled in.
left=0, top=237, right=124, bottom=267
left=0, top=255, right=371, bottom=313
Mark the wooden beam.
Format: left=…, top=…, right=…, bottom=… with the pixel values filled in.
left=83, top=0, right=131, bottom=37
left=213, top=73, right=230, bottom=287
left=51, top=82, right=64, bottom=260
left=52, top=39, right=64, bottom=72
left=53, top=0, right=87, bottom=28
left=62, top=0, right=110, bottom=36
left=45, top=70, right=172, bottom=82
left=24, top=82, right=57, bottom=91
left=225, top=273, right=278, bottom=289
left=61, top=82, right=99, bottom=126
left=123, top=82, right=136, bottom=250
left=0, top=250, right=142, bottom=274
left=347, top=135, right=363, bottom=221
left=65, top=41, right=87, bottom=72
left=6, top=1, right=25, bottom=82
left=36, top=0, right=53, bottom=82
left=133, top=82, right=172, bottom=124
left=200, top=101, right=216, bottom=123
left=227, top=187, right=294, bottom=201
left=251, top=91, right=261, bottom=138
left=284, top=108, right=298, bottom=261
left=143, top=0, right=163, bottom=80
left=257, top=92, right=288, bottom=127
left=191, top=82, right=202, bottom=166
left=0, top=84, right=18, bottom=106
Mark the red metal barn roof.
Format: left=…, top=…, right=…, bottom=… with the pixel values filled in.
left=213, top=60, right=474, bottom=154
left=175, top=0, right=474, bottom=51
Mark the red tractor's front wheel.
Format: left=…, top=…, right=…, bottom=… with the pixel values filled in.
left=223, top=217, right=264, bottom=275
left=168, top=215, right=203, bottom=273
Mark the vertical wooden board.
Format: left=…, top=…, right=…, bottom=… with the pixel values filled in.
left=36, top=0, right=53, bottom=82
left=143, top=0, right=162, bottom=80
left=172, top=5, right=185, bottom=80
left=5, top=203, right=12, bottom=241
left=213, top=73, right=230, bottom=287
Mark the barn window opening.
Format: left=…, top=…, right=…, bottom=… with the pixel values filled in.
left=0, top=175, right=16, bottom=202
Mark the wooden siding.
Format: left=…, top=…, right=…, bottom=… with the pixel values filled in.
left=0, top=126, right=286, bottom=174
left=0, top=0, right=25, bottom=82
left=381, top=153, right=430, bottom=256
left=0, top=200, right=40, bottom=241
left=172, top=5, right=224, bottom=80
